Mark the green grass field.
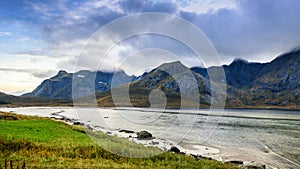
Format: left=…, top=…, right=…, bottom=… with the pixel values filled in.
left=0, top=112, right=238, bottom=168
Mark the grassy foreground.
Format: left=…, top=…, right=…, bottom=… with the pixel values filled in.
left=0, top=112, right=238, bottom=169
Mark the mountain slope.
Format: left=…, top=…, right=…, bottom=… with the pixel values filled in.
left=249, top=49, right=300, bottom=106
left=23, top=70, right=72, bottom=99
left=96, top=61, right=213, bottom=108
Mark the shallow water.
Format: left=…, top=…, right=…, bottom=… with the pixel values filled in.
left=1, top=107, right=299, bottom=168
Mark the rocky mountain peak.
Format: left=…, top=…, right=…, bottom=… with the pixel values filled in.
left=57, top=70, right=68, bottom=75
left=50, top=70, right=70, bottom=80
left=231, top=58, right=249, bottom=65
left=155, top=61, right=189, bottom=75
left=158, top=60, right=186, bottom=68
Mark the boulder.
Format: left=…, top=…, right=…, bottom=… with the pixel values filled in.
left=225, top=160, right=243, bottom=165
left=169, top=146, right=180, bottom=153
left=151, top=141, right=159, bottom=145
left=119, top=129, right=135, bottom=133
left=190, top=154, right=212, bottom=160
left=86, top=125, right=94, bottom=131
left=243, top=162, right=267, bottom=169
left=137, top=130, right=152, bottom=139
left=73, top=121, right=84, bottom=126
left=244, top=165, right=265, bottom=169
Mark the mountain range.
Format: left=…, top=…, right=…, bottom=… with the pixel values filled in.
left=1, top=49, right=299, bottom=109
left=22, top=70, right=135, bottom=99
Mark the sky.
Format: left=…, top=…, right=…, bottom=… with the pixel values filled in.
left=1, top=0, right=300, bottom=95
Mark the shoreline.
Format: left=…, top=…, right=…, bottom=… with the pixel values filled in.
left=1, top=104, right=300, bottom=111
left=29, top=110, right=282, bottom=168
left=50, top=115, right=274, bottom=169
left=51, top=114, right=286, bottom=169
left=1, top=106, right=299, bottom=168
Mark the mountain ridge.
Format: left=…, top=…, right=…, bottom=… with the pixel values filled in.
left=18, top=49, right=300, bottom=109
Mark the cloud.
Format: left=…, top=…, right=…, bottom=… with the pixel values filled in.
left=179, top=0, right=300, bottom=62
left=0, top=32, right=11, bottom=36
left=0, top=68, right=56, bottom=78
left=19, top=36, right=30, bottom=42
left=117, top=0, right=178, bottom=13
left=33, top=0, right=178, bottom=51
left=10, top=0, right=300, bottom=71
left=31, top=0, right=123, bottom=44
left=181, top=0, right=237, bottom=14
left=108, top=34, right=204, bottom=72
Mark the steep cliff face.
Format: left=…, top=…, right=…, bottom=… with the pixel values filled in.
left=253, top=50, right=300, bottom=92
left=223, top=59, right=264, bottom=89
left=191, top=49, right=300, bottom=107
left=247, top=50, right=300, bottom=106
left=192, top=59, right=264, bottom=89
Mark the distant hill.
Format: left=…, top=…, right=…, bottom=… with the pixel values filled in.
left=0, top=92, right=19, bottom=104
left=22, top=49, right=300, bottom=109
left=0, top=92, right=70, bottom=106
